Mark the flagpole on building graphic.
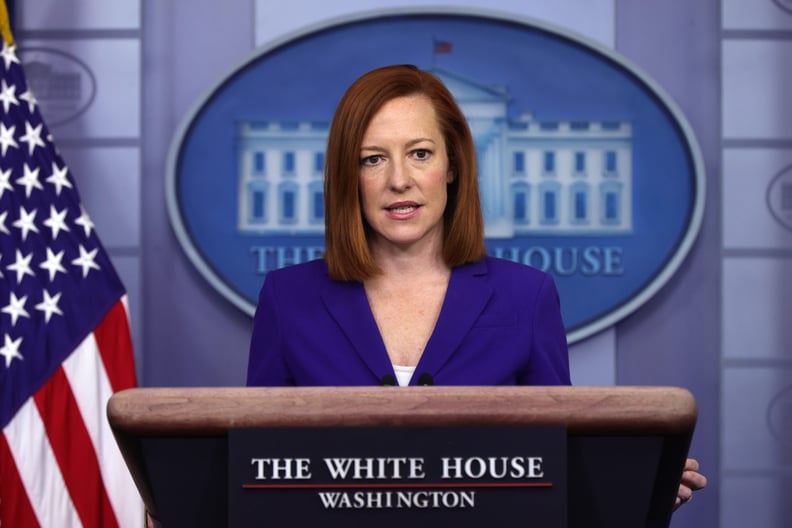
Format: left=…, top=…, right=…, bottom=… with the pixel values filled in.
left=431, top=37, right=452, bottom=69
left=0, top=0, right=143, bottom=526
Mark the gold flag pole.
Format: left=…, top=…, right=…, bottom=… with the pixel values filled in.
left=0, top=0, right=15, bottom=46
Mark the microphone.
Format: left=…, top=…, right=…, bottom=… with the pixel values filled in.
left=417, top=373, right=434, bottom=386
left=379, top=374, right=397, bottom=386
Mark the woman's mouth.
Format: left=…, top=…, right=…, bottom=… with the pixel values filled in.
left=387, top=204, right=419, bottom=213
left=385, top=202, right=422, bottom=218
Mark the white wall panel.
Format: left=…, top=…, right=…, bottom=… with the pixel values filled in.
left=17, top=0, right=140, bottom=30
left=722, top=148, right=792, bottom=249
left=721, top=475, right=792, bottom=528
left=59, top=146, right=140, bottom=248
left=723, top=257, right=792, bottom=360
left=722, top=367, right=792, bottom=468
left=568, top=328, right=615, bottom=385
left=20, top=39, right=140, bottom=138
left=723, top=0, right=792, bottom=30
left=723, top=40, right=792, bottom=139
left=255, top=0, right=615, bottom=48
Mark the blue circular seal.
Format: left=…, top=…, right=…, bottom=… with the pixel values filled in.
left=167, top=8, right=705, bottom=344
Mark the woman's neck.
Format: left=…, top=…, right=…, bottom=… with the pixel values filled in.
left=370, top=248, right=449, bottom=282
left=368, top=235, right=449, bottom=280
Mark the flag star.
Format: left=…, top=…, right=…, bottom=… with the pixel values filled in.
left=39, top=247, right=67, bottom=281
left=19, top=121, right=45, bottom=156
left=0, top=123, right=17, bottom=156
left=0, top=42, right=20, bottom=70
left=43, top=205, right=70, bottom=240
left=0, top=167, right=12, bottom=198
left=72, top=244, right=101, bottom=278
left=0, top=210, right=8, bottom=235
left=0, top=334, right=23, bottom=368
left=35, top=290, right=63, bottom=323
left=0, top=253, right=3, bottom=278
left=74, top=205, right=95, bottom=237
left=19, top=89, right=37, bottom=113
left=7, top=249, right=35, bottom=283
left=0, top=78, right=18, bottom=113
left=12, top=206, right=39, bottom=241
left=2, top=292, right=30, bottom=326
left=46, top=162, right=72, bottom=195
left=16, top=163, right=43, bottom=197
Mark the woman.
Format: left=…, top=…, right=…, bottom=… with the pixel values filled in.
left=246, top=64, right=704, bottom=505
left=247, top=64, right=569, bottom=387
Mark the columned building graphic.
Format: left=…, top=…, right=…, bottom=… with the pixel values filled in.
left=237, top=68, right=632, bottom=237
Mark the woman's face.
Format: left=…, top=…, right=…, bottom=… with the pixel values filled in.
left=358, top=94, right=452, bottom=257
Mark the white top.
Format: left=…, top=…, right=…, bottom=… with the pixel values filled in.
left=392, top=365, right=416, bottom=387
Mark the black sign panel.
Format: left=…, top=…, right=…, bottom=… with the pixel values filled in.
left=228, top=425, right=566, bottom=527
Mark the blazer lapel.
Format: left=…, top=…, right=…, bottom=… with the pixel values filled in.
left=415, top=259, right=493, bottom=380
left=321, top=278, right=392, bottom=381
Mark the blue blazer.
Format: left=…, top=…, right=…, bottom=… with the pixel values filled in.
left=246, top=257, right=571, bottom=387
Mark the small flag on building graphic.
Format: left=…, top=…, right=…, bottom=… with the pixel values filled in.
left=433, top=38, right=453, bottom=54
left=0, top=1, right=143, bottom=526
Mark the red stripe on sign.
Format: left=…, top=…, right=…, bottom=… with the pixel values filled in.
left=33, top=367, right=119, bottom=528
left=244, top=481, right=554, bottom=489
left=94, top=300, right=137, bottom=392
left=0, top=433, right=41, bottom=528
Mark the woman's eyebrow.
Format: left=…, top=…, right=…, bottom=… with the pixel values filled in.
left=361, top=138, right=436, bottom=152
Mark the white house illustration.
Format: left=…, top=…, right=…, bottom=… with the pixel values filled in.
left=237, top=68, right=632, bottom=237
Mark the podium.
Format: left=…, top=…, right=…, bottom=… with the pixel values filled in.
left=107, top=386, right=696, bottom=527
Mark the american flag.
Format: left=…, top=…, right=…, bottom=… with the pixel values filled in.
left=433, top=39, right=453, bottom=54
left=0, top=34, right=142, bottom=528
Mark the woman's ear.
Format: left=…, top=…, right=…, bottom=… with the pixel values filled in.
left=446, top=171, right=455, bottom=183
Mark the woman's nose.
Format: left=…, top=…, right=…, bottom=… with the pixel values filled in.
left=386, top=160, right=412, bottom=191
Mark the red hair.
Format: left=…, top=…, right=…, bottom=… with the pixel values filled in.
left=324, top=65, right=485, bottom=281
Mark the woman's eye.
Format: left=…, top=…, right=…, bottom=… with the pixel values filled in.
left=361, top=155, right=382, bottom=166
left=412, top=149, right=431, bottom=160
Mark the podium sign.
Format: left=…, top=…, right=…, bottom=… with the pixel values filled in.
left=107, top=386, right=697, bottom=527
left=228, top=425, right=566, bottom=527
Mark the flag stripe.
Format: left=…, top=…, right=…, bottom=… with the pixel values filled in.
left=93, top=297, right=136, bottom=392
left=3, top=398, right=82, bottom=527
left=0, top=433, right=41, bottom=528
left=62, top=333, right=111, bottom=476
left=33, top=367, right=118, bottom=528
left=63, top=303, right=143, bottom=528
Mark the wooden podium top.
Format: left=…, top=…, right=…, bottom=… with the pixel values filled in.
left=107, top=385, right=697, bottom=435
left=107, top=386, right=697, bottom=527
